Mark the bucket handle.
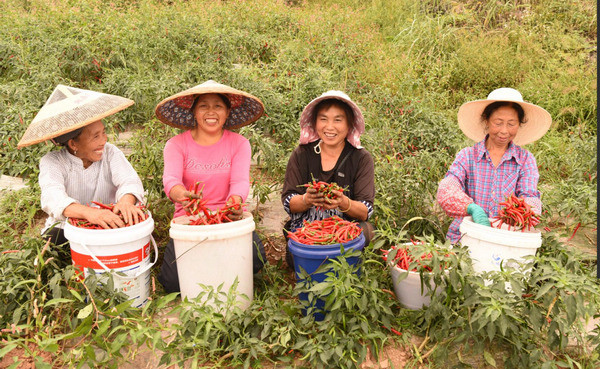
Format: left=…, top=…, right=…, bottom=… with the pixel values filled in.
left=78, top=235, right=159, bottom=281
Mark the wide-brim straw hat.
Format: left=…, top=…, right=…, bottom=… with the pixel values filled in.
left=457, top=87, right=552, bottom=146
left=154, top=80, right=264, bottom=130
left=299, top=90, right=365, bottom=148
left=17, top=85, right=134, bottom=148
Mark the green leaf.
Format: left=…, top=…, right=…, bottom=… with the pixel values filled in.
left=69, top=289, right=85, bottom=302
left=0, top=343, right=17, bottom=358
left=77, top=303, right=93, bottom=319
left=535, top=283, right=554, bottom=299
left=43, top=298, right=74, bottom=307
left=483, top=350, right=496, bottom=367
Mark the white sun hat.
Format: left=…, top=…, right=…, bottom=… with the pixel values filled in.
left=17, top=85, right=134, bottom=148
left=154, top=80, right=264, bottom=130
left=457, top=87, right=552, bottom=146
left=298, top=90, right=365, bottom=148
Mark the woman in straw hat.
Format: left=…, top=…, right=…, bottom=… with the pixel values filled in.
left=281, top=90, right=375, bottom=267
left=17, top=85, right=146, bottom=247
left=154, top=80, right=267, bottom=293
left=436, top=87, right=551, bottom=242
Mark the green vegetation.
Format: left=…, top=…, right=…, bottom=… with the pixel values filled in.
left=0, top=0, right=596, bottom=367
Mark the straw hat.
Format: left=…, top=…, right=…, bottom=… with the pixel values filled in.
left=17, top=85, right=134, bottom=148
left=154, top=80, right=264, bottom=130
left=299, top=90, right=365, bottom=148
left=457, top=88, right=552, bottom=146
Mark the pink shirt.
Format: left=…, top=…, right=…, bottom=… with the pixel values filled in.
left=163, top=130, right=251, bottom=218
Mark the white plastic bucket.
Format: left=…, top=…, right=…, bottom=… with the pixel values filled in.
left=64, top=214, right=157, bottom=308
left=459, top=216, right=542, bottom=274
left=390, top=266, right=437, bottom=310
left=169, top=212, right=255, bottom=310
left=388, top=243, right=444, bottom=310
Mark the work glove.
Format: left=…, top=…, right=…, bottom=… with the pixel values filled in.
left=467, top=203, right=490, bottom=227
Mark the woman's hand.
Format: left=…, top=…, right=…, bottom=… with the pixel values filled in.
left=179, top=190, right=202, bottom=207
left=467, top=203, right=491, bottom=226
left=226, top=195, right=244, bottom=221
left=113, top=201, right=146, bottom=225
left=85, top=207, right=126, bottom=229
left=321, top=189, right=346, bottom=211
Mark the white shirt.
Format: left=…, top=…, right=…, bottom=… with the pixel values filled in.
left=39, top=142, right=145, bottom=231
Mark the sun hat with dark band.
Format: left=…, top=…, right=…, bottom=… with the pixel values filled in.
left=154, top=80, right=264, bottom=130
left=17, top=85, right=134, bottom=148
left=299, top=90, right=365, bottom=148
left=457, top=87, right=552, bottom=146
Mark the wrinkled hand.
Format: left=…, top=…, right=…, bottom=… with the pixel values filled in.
left=304, top=187, right=344, bottom=210
left=226, top=196, right=244, bottom=221
left=179, top=190, right=202, bottom=208
left=467, top=203, right=491, bottom=227
left=113, top=201, right=146, bottom=225
left=86, top=208, right=125, bottom=229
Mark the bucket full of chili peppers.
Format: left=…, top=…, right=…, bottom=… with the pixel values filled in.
left=383, top=241, right=451, bottom=310
left=287, top=216, right=365, bottom=320
left=169, top=189, right=255, bottom=310
left=460, top=215, right=542, bottom=275
left=64, top=203, right=157, bottom=308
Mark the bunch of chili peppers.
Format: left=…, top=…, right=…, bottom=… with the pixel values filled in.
left=382, top=242, right=434, bottom=272
left=287, top=216, right=362, bottom=245
left=67, top=201, right=149, bottom=229
left=182, top=182, right=245, bottom=225
left=298, top=179, right=346, bottom=202
left=491, top=194, right=541, bottom=232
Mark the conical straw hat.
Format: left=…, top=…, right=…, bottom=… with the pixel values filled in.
left=154, top=80, right=264, bottom=130
left=457, top=88, right=552, bottom=146
left=17, top=85, right=134, bottom=148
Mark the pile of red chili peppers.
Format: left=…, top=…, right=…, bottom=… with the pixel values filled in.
left=382, top=242, right=434, bottom=272
left=491, top=194, right=541, bottom=232
left=287, top=216, right=362, bottom=245
left=182, top=182, right=245, bottom=225
left=67, top=201, right=149, bottom=229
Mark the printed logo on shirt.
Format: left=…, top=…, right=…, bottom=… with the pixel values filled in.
left=185, top=157, right=231, bottom=171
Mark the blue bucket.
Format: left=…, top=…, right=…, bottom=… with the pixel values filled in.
left=288, top=232, right=366, bottom=320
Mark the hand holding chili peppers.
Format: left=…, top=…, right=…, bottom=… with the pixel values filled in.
left=180, top=182, right=208, bottom=216
left=69, top=202, right=149, bottom=229
left=491, top=194, right=541, bottom=232
left=225, top=195, right=243, bottom=221
left=112, top=197, right=146, bottom=225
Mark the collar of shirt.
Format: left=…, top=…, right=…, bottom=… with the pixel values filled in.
left=474, top=136, right=522, bottom=166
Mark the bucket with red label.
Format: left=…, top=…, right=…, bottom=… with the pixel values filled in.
left=64, top=213, right=157, bottom=308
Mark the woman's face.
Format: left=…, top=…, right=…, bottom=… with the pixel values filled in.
left=69, top=120, right=107, bottom=167
left=193, top=93, right=230, bottom=136
left=315, top=105, right=351, bottom=149
left=485, top=105, right=520, bottom=148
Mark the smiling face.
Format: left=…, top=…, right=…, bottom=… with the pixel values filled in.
left=68, top=120, right=107, bottom=168
left=314, top=104, right=352, bottom=149
left=485, top=105, right=520, bottom=149
left=192, top=93, right=231, bottom=137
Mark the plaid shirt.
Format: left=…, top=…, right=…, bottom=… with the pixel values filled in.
left=442, top=138, right=541, bottom=242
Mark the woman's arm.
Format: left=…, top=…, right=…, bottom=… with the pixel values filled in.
left=437, top=148, right=475, bottom=217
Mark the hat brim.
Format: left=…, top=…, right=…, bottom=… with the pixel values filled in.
left=18, top=86, right=134, bottom=148
left=154, top=80, right=264, bottom=130
left=299, top=91, right=365, bottom=148
left=457, top=99, right=552, bottom=146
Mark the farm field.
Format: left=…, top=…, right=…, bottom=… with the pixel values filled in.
left=0, top=0, right=597, bottom=368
